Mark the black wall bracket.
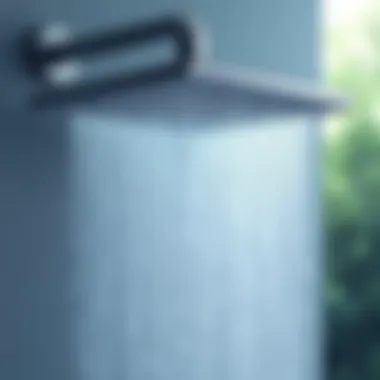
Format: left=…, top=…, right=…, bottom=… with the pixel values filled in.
left=21, top=15, right=198, bottom=105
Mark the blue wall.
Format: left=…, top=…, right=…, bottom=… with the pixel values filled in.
left=0, top=1, right=322, bottom=380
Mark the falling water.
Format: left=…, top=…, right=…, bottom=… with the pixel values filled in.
left=70, top=114, right=320, bottom=380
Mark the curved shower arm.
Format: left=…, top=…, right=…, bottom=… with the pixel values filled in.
left=21, top=15, right=199, bottom=105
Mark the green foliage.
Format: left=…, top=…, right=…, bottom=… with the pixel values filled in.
left=326, top=5, right=380, bottom=379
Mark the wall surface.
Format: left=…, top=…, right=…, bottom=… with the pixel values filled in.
left=0, top=1, right=322, bottom=380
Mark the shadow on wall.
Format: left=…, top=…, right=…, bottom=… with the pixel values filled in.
left=0, top=111, right=75, bottom=380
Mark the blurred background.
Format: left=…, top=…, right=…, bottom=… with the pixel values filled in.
left=325, top=0, right=380, bottom=379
